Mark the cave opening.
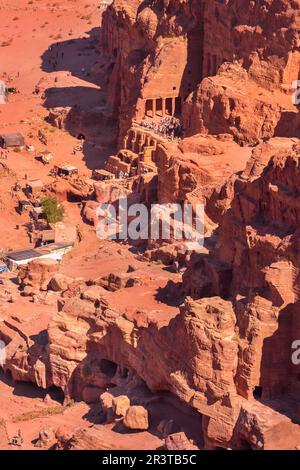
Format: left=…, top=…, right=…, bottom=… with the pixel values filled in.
left=145, top=99, right=153, bottom=118
left=165, top=97, right=172, bottom=116
left=253, top=386, right=263, bottom=399
left=175, top=96, right=182, bottom=116
left=0, top=369, right=65, bottom=403
left=156, top=98, right=163, bottom=116
left=67, top=193, right=83, bottom=203
left=47, top=385, right=65, bottom=404
left=100, top=358, right=118, bottom=378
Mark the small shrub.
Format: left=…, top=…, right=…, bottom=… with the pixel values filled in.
left=41, top=197, right=64, bottom=224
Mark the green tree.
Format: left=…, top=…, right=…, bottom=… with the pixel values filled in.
left=41, top=197, right=64, bottom=224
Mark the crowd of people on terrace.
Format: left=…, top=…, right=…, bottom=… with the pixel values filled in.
left=140, top=116, right=184, bottom=140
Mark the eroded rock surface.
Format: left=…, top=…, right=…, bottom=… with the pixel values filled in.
left=1, top=0, right=300, bottom=452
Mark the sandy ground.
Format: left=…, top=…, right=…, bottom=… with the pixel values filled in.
left=0, top=0, right=108, bottom=249
left=0, top=368, right=166, bottom=450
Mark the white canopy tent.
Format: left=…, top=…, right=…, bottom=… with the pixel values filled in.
left=0, top=81, right=5, bottom=104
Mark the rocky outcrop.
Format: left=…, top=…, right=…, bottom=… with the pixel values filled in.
left=55, top=426, right=127, bottom=450
left=182, top=140, right=300, bottom=409
left=49, top=178, right=93, bottom=203
left=102, top=0, right=300, bottom=144
left=2, top=0, right=300, bottom=453
left=18, top=259, right=59, bottom=296
left=49, top=273, right=74, bottom=293
left=165, top=432, right=199, bottom=451
left=183, top=63, right=289, bottom=145
left=123, top=406, right=149, bottom=431
left=155, top=134, right=249, bottom=224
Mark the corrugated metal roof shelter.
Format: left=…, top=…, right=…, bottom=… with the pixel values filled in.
left=4, top=243, right=74, bottom=271
left=7, top=249, right=42, bottom=262
left=0, top=132, right=25, bottom=148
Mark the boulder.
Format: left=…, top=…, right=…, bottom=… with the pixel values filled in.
left=81, top=285, right=108, bottom=303
left=113, top=395, right=130, bottom=418
left=49, top=273, right=74, bottom=292
left=34, top=427, right=55, bottom=448
left=99, top=391, right=114, bottom=416
left=123, top=406, right=149, bottom=431
left=18, top=259, right=59, bottom=295
left=165, top=432, right=199, bottom=451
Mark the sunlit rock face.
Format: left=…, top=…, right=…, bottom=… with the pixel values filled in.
left=1, top=0, right=300, bottom=452
left=102, top=0, right=300, bottom=144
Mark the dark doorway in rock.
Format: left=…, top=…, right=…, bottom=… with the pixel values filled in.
left=100, top=358, right=117, bottom=378
left=253, top=386, right=263, bottom=399
left=165, top=97, right=172, bottom=116
left=47, top=385, right=65, bottom=404
left=156, top=98, right=163, bottom=116
left=145, top=99, right=153, bottom=118
left=175, top=96, right=182, bottom=116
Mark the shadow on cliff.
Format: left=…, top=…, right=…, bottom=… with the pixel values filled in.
left=274, top=111, right=300, bottom=139
left=179, top=26, right=203, bottom=105
left=40, top=27, right=118, bottom=170
left=253, top=302, right=300, bottom=423
left=43, top=86, right=115, bottom=170
left=41, top=27, right=101, bottom=86
left=43, top=86, right=102, bottom=109
left=82, top=386, right=203, bottom=446
left=155, top=280, right=184, bottom=307
left=0, top=369, right=64, bottom=404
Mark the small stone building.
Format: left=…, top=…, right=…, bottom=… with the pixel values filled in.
left=0, top=132, right=25, bottom=148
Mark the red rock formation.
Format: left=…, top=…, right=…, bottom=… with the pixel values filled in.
left=2, top=0, right=300, bottom=452
left=18, top=259, right=59, bottom=296
left=102, top=0, right=300, bottom=145
left=123, top=406, right=149, bottom=431
left=49, top=178, right=93, bottom=203
left=183, top=63, right=288, bottom=145
left=182, top=139, right=300, bottom=426
left=165, top=432, right=199, bottom=451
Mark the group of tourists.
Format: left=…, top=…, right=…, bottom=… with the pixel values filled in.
left=140, top=116, right=184, bottom=140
